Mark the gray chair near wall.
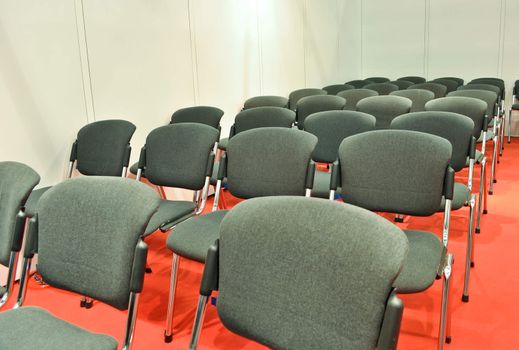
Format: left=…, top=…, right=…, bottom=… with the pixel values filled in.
left=390, top=89, right=435, bottom=112
left=390, top=80, right=414, bottom=90
left=356, top=95, right=412, bottom=129
left=508, top=79, right=519, bottom=143
left=437, top=77, right=464, bottom=86
left=323, top=83, right=355, bottom=95
left=0, top=176, right=160, bottom=350
left=243, top=95, right=289, bottom=110
left=397, top=76, right=426, bottom=84
left=345, top=79, right=373, bottom=88
left=364, top=82, right=399, bottom=95
left=339, top=89, right=379, bottom=111
left=408, top=82, right=448, bottom=98
left=187, top=196, right=409, bottom=350
left=295, top=95, right=346, bottom=129
left=288, top=88, right=327, bottom=110
left=365, top=76, right=390, bottom=83
left=431, top=79, right=459, bottom=94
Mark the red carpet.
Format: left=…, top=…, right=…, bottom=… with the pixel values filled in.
left=5, top=140, right=519, bottom=349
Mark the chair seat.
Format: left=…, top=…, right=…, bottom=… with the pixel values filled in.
left=24, top=186, right=52, bottom=217
left=144, top=199, right=197, bottom=236
left=439, top=182, right=470, bottom=211
left=393, top=230, right=445, bottom=293
left=218, top=138, right=229, bottom=151
left=167, top=210, right=229, bottom=263
left=512, top=103, right=519, bottom=110
left=0, top=306, right=117, bottom=350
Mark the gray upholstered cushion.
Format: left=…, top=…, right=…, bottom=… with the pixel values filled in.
left=439, top=182, right=470, bottom=211
left=364, top=82, right=399, bottom=95
left=512, top=103, right=519, bottom=110
left=310, top=170, right=333, bottom=198
left=217, top=196, right=408, bottom=350
left=37, top=177, right=160, bottom=310
left=217, top=138, right=229, bottom=151
left=438, top=77, right=464, bottom=86
left=468, top=79, right=504, bottom=97
left=390, top=89, right=435, bottom=112
left=339, top=130, right=452, bottom=216
left=356, top=95, right=412, bottom=129
left=295, top=95, right=346, bottom=129
left=170, top=106, right=224, bottom=129
left=390, top=80, right=414, bottom=90
left=345, top=79, right=372, bottom=88
left=338, top=89, right=379, bottom=111
left=0, top=162, right=40, bottom=266
left=243, top=96, right=289, bottom=109
left=0, top=307, right=117, bottom=350
left=448, top=90, right=498, bottom=118
left=234, top=107, right=296, bottom=134
left=144, top=199, right=197, bottom=235
left=167, top=210, right=229, bottom=263
left=408, top=82, right=447, bottom=98
left=397, top=76, right=426, bottom=84
left=288, top=88, right=326, bottom=110
left=128, top=161, right=141, bottom=176
left=322, top=84, right=354, bottom=95
left=24, top=186, right=50, bottom=218
left=430, top=79, right=459, bottom=93
left=394, top=230, right=445, bottom=293
left=365, top=77, right=390, bottom=83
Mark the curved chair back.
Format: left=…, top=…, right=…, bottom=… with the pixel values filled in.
left=391, top=111, right=474, bottom=172
left=470, top=78, right=505, bottom=98
left=243, top=96, right=288, bottom=110
left=304, top=111, right=376, bottom=163
left=338, top=89, right=379, bottom=111
left=232, top=107, right=295, bottom=135
left=408, top=82, right=447, bottom=98
left=338, top=130, right=452, bottom=216
left=295, top=95, right=346, bottom=129
left=288, top=88, right=327, bottom=110
left=356, top=95, right=412, bottom=129
left=390, top=80, right=414, bottom=90
left=345, top=79, right=372, bottom=88
left=216, top=196, right=408, bottom=350
left=322, top=83, right=354, bottom=95
left=390, top=89, right=435, bottom=112
left=170, top=106, right=224, bottom=130
left=437, top=77, right=464, bottom=86
left=460, top=83, right=501, bottom=100
left=365, top=77, right=390, bottom=83
left=448, top=90, right=498, bottom=119
left=397, top=76, right=426, bottom=84
left=431, top=79, right=459, bottom=93
left=364, top=82, right=399, bottom=95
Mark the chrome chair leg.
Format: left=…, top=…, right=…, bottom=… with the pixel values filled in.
left=164, top=254, right=180, bottom=343
left=475, top=159, right=485, bottom=233
left=462, top=194, right=476, bottom=302
left=438, top=254, right=453, bottom=350
left=489, top=134, right=498, bottom=194
left=508, top=109, right=512, bottom=144
left=188, top=295, right=210, bottom=350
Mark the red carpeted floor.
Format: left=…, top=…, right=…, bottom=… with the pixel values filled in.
left=5, top=140, right=519, bottom=349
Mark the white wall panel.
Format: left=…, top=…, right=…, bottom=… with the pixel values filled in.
left=502, top=0, right=519, bottom=134
left=338, top=0, right=362, bottom=82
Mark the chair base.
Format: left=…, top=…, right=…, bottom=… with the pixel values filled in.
left=164, top=331, right=173, bottom=343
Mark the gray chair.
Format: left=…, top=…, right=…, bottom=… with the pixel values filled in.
left=391, top=111, right=477, bottom=302
left=437, top=77, right=464, bottom=86
left=365, top=76, right=391, bottom=83
left=408, top=82, right=448, bottom=98
left=288, top=88, right=327, bottom=110
left=356, top=95, right=412, bottom=129
left=188, top=196, right=409, bottom=350
left=323, top=83, right=355, bottom=95
left=335, top=129, right=455, bottom=349
left=304, top=111, right=376, bottom=198
left=25, top=119, right=136, bottom=216
left=163, top=127, right=317, bottom=343
left=0, top=176, right=160, bottom=350
left=390, top=89, right=435, bottom=112
left=338, top=88, right=379, bottom=111
left=295, top=95, right=346, bottom=129
left=345, top=79, right=373, bottom=88
left=390, top=80, right=414, bottom=90
left=364, top=82, right=399, bottom=95
left=0, top=162, right=40, bottom=309
left=397, top=76, right=426, bottom=84
left=243, top=95, right=289, bottom=109
left=431, top=79, right=459, bottom=94
left=135, top=123, right=219, bottom=235
left=508, top=79, right=519, bottom=143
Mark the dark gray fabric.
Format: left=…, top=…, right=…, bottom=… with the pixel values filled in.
left=288, top=88, right=327, bottom=110
left=217, top=196, right=408, bottom=350
left=356, top=95, right=412, bottom=129
left=439, top=182, right=470, bottom=211
left=390, top=111, right=474, bottom=171
left=296, top=95, right=346, bottom=129
left=167, top=210, right=228, bottom=263
left=390, top=80, right=414, bottom=90
left=448, top=90, right=498, bottom=119
left=460, top=83, right=501, bottom=98
left=218, top=138, right=229, bottom=151
left=36, top=177, right=160, bottom=310
left=128, top=161, right=141, bottom=176
left=397, top=76, right=426, bottom=84
left=243, top=96, right=289, bottom=109
left=338, top=89, right=379, bottom=111
left=24, top=186, right=49, bottom=218
left=144, top=199, right=197, bottom=235
left=363, top=82, right=399, bottom=95
left=390, top=89, right=435, bottom=112
left=513, top=103, right=519, bottom=110
left=437, top=77, right=464, bottom=86
left=170, top=106, right=224, bottom=129
left=0, top=162, right=40, bottom=266
left=322, top=84, right=355, bottom=95
left=144, top=123, right=219, bottom=190
left=234, top=107, right=296, bottom=134
left=310, top=170, right=333, bottom=198
left=338, top=130, right=452, bottom=216
left=76, top=119, right=136, bottom=176
left=470, top=78, right=504, bottom=98
left=430, top=79, right=459, bottom=93
left=393, top=230, right=444, bottom=293
left=425, top=96, right=487, bottom=139
left=304, top=111, right=376, bottom=163
left=408, top=82, right=447, bottom=98
left=226, top=128, right=317, bottom=198
left=365, top=77, right=390, bottom=83
left=0, top=306, right=117, bottom=350
left=345, top=79, right=372, bottom=88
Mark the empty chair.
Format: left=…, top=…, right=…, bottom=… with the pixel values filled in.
left=431, top=79, right=459, bottom=94
left=437, top=77, right=464, bottom=86
left=188, top=196, right=409, bottom=350
left=365, top=76, right=390, bottom=83
left=508, top=79, right=519, bottom=143
left=345, top=79, right=373, bottom=88
left=356, top=95, right=412, bottom=129
left=364, top=82, right=399, bottom=95
left=295, top=95, right=346, bottom=129
left=390, top=80, right=414, bottom=90
left=243, top=95, right=289, bottom=109
left=338, top=88, right=379, bottom=111
left=397, top=76, right=426, bottom=84
left=0, top=162, right=40, bottom=309
left=335, top=129, right=455, bottom=349
left=304, top=111, right=376, bottom=198
left=0, top=176, right=160, bottom=350
left=288, top=88, right=327, bottom=110
left=408, top=82, right=448, bottom=98
left=390, top=89, right=435, bottom=112
left=322, top=83, right=355, bottom=95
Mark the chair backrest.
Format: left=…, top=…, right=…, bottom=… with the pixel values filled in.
left=288, top=88, right=327, bottom=110
left=408, top=82, right=447, bottom=98
left=35, top=176, right=160, bottom=309
left=322, top=83, right=355, bottom=95
left=390, top=89, right=435, bottom=112
left=217, top=196, right=408, bottom=350
left=338, top=89, right=379, bottom=111
left=0, top=162, right=40, bottom=267
left=304, top=111, right=376, bottom=163
left=364, top=82, right=399, bottom=95
left=437, top=77, right=464, bottom=86
left=470, top=78, right=505, bottom=98
left=514, top=79, right=519, bottom=95
left=225, top=128, right=317, bottom=198
left=338, top=130, right=452, bottom=216
left=243, top=96, right=289, bottom=110
left=430, top=79, right=459, bottom=93
left=170, top=106, right=224, bottom=130
left=295, top=95, right=346, bottom=129
left=390, top=80, right=414, bottom=90
left=345, top=79, right=373, bottom=88
left=459, top=83, right=501, bottom=99
left=365, top=77, right=390, bottom=83
left=447, top=90, right=498, bottom=119
left=75, top=119, right=136, bottom=176
left=141, top=123, right=219, bottom=190
left=425, top=96, right=487, bottom=139
left=232, top=107, right=295, bottom=135
left=397, top=76, right=426, bottom=84
left=356, top=95, right=412, bottom=129
left=391, top=111, right=474, bottom=172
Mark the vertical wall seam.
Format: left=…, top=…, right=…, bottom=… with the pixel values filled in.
left=335, top=0, right=340, bottom=80
left=497, top=0, right=506, bottom=78
left=255, top=0, right=263, bottom=94
left=423, top=0, right=430, bottom=79
left=302, top=0, right=308, bottom=87
left=187, top=0, right=200, bottom=105
left=360, top=0, right=363, bottom=78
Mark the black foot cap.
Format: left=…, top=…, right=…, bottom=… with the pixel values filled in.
left=446, top=336, right=452, bottom=344
left=462, top=295, right=469, bottom=303
left=145, top=267, right=153, bottom=273
left=476, top=228, right=481, bottom=234
left=483, top=209, right=488, bottom=214
left=80, top=299, right=85, bottom=308
left=471, top=262, right=475, bottom=268
left=493, top=179, right=497, bottom=183
left=394, top=217, right=404, bottom=223
left=84, top=300, right=93, bottom=309
left=164, top=332, right=173, bottom=343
